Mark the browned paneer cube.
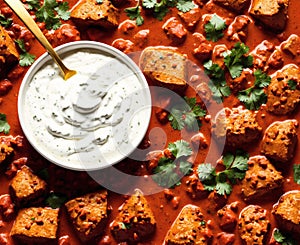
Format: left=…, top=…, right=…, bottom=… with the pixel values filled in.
left=261, top=120, right=298, bottom=162
left=70, top=0, right=119, bottom=29
left=65, top=190, right=108, bottom=242
left=238, top=205, right=270, bottom=245
left=213, top=0, right=250, bottom=13
left=212, top=106, right=262, bottom=147
left=241, top=156, right=284, bottom=201
left=0, top=26, right=19, bottom=77
left=164, top=204, right=212, bottom=244
left=9, top=165, right=47, bottom=207
left=110, top=190, right=156, bottom=243
left=282, top=34, right=300, bottom=57
left=10, top=207, right=59, bottom=244
left=272, top=190, right=300, bottom=234
left=249, top=0, right=289, bottom=31
left=0, top=143, right=14, bottom=164
left=266, top=64, right=300, bottom=115
left=139, top=46, right=187, bottom=93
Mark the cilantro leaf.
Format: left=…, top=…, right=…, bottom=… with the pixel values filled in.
left=204, top=14, right=226, bottom=42
left=45, top=193, right=67, bottom=208
left=273, top=228, right=297, bottom=245
left=125, top=2, right=144, bottom=26
left=288, top=79, right=297, bottom=90
left=197, top=150, right=249, bottom=195
left=293, top=164, right=300, bottom=184
left=143, top=0, right=156, bottom=8
left=223, top=42, right=253, bottom=79
left=25, top=0, right=40, bottom=10
left=35, top=0, right=70, bottom=30
left=204, top=60, right=231, bottom=103
left=0, top=113, right=10, bottom=134
left=0, top=14, right=12, bottom=28
left=96, top=0, right=103, bottom=3
left=168, top=139, right=192, bottom=158
left=151, top=140, right=193, bottom=188
left=198, top=163, right=216, bottom=181
left=19, top=52, right=36, bottom=67
left=168, top=96, right=206, bottom=131
left=176, top=0, right=195, bottom=12
left=237, top=69, right=270, bottom=110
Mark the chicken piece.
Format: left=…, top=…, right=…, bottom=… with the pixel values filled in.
left=272, top=190, right=300, bottom=234
left=261, top=120, right=298, bottom=162
left=178, top=6, right=201, bottom=31
left=249, top=0, right=289, bottom=31
left=0, top=143, right=13, bottom=164
left=164, top=204, right=212, bottom=244
left=238, top=205, right=270, bottom=245
left=139, top=46, right=187, bottom=93
left=226, top=15, right=251, bottom=42
left=9, top=165, right=47, bottom=207
left=267, top=48, right=284, bottom=69
left=212, top=106, right=262, bottom=147
left=110, top=190, right=156, bottom=243
left=10, top=207, right=59, bottom=244
left=213, top=0, right=250, bottom=12
left=266, top=64, right=300, bottom=115
left=70, top=0, right=119, bottom=29
left=162, top=17, right=187, bottom=44
left=65, top=190, right=108, bottom=242
left=250, top=40, right=275, bottom=71
left=241, top=155, right=284, bottom=201
left=0, top=26, right=19, bottom=77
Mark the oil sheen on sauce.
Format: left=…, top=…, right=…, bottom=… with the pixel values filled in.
left=22, top=48, right=150, bottom=170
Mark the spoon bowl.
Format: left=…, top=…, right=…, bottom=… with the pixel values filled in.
left=4, top=0, right=76, bottom=80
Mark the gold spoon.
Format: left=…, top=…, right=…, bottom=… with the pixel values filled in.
left=4, top=0, right=76, bottom=80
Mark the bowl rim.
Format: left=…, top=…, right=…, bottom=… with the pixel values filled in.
left=18, top=40, right=152, bottom=171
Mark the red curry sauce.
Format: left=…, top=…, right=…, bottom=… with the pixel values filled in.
left=0, top=0, right=300, bottom=244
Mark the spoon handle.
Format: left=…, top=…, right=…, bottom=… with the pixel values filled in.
left=4, top=0, right=76, bottom=80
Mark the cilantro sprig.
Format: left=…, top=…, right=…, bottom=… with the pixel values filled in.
left=293, top=164, right=300, bottom=184
left=204, top=14, right=227, bottom=42
left=223, top=42, right=253, bottom=79
left=26, top=0, right=70, bottom=30
left=0, top=14, right=12, bottom=28
left=237, top=69, right=271, bottom=110
left=168, top=96, right=206, bottom=131
left=273, top=228, right=297, bottom=245
left=15, top=39, right=36, bottom=67
left=204, top=60, right=231, bottom=103
left=288, top=79, right=298, bottom=90
left=0, top=113, right=10, bottom=134
left=125, top=0, right=195, bottom=24
left=197, top=150, right=249, bottom=195
left=152, top=140, right=193, bottom=188
left=45, top=192, right=67, bottom=209
left=125, top=0, right=144, bottom=26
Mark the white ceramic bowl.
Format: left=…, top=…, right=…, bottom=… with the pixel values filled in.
left=18, top=41, right=151, bottom=171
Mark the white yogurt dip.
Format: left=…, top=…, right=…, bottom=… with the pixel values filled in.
left=19, top=42, right=151, bottom=170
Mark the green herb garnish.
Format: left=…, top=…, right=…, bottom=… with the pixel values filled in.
left=197, top=150, right=249, bottom=195
left=273, top=228, right=297, bottom=245
left=204, top=14, right=227, bottom=42
left=46, top=193, right=67, bottom=209
left=168, top=96, right=206, bottom=131
left=0, top=14, right=12, bottom=28
left=152, top=140, right=193, bottom=188
left=293, top=164, right=300, bottom=185
left=223, top=42, right=253, bottom=79
left=237, top=69, right=271, bottom=110
left=34, top=0, right=70, bottom=30
left=204, top=60, right=231, bottom=103
left=15, top=39, right=36, bottom=66
left=0, top=113, right=10, bottom=134
left=142, top=0, right=195, bottom=21
left=288, top=79, right=297, bottom=90
left=125, top=0, right=144, bottom=26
